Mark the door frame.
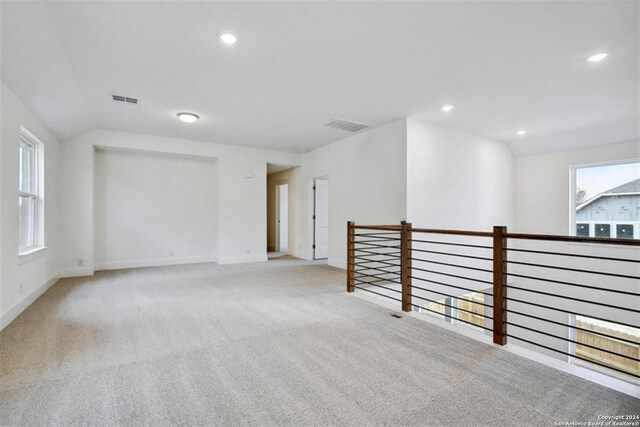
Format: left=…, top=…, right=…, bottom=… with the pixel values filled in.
left=275, top=183, right=288, bottom=252
left=312, top=177, right=329, bottom=260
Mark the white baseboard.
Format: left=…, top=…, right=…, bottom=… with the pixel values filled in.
left=0, top=272, right=60, bottom=331
left=95, top=255, right=216, bottom=271
left=216, top=254, right=267, bottom=265
left=60, top=266, right=95, bottom=278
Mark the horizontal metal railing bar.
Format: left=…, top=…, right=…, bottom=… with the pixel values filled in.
left=505, top=232, right=640, bottom=247
left=354, top=232, right=401, bottom=237
left=504, top=284, right=639, bottom=313
left=353, top=258, right=401, bottom=270
left=507, top=322, right=640, bottom=362
left=353, top=238, right=402, bottom=244
left=506, top=334, right=640, bottom=379
left=354, top=270, right=401, bottom=284
left=410, top=266, right=493, bottom=285
left=411, top=258, right=494, bottom=274
left=505, top=260, right=638, bottom=280
left=410, top=284, right=493, bottom=308
left=354, top=264, right=400, bottom=275
left=353, top=255, right=401, bottom=265
left=353, top=234, right=402, bottom=242
left=411, top=239, right=492, bottom=250
left=354, top=248, right=402, bottom=256
left=354, top=241, right=402, bottom=250
left=352, top=225, right=403, bottom=231
left=411, top=275, right=492, bottom=297
left=504, top=272, right=640, bottom=297
left=412, top=228, right=493, bottom=238
left=411, top=249, right=493, bottom=262
left=503, top=296, right=640, bottom=330
left=505, top=308, right=640, bottom=346
left=353, top=255, right=401, bottom=264
left=353, top=275, right=398, bottom=287
left=354, top=284, right=403, bottom=303
left=410, top=302, right=493, bottom=331
left=353, top=278, right=403, bottom=295
left=504, top=247, right=640, bottom=264
left=410, top=293, right=493, bottom=319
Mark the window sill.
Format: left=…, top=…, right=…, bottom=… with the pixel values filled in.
left=19, top=246, right=49, bottom=265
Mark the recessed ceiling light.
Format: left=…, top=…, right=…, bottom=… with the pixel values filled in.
left=442, top=105, right=455, bottom=112
left=516, top=129, right=527, bottom=136
left=177, top=112, right=199, bottom=123
left=587, top=53, right=608, bottom=63
left=220, top=32, right=237, bottom=45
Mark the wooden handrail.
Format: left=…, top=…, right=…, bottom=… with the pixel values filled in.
left=505, top=232, right=640, bottom=246
left=412, top=228, right=493, bottom=237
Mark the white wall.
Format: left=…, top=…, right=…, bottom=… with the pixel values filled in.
left=514, top=140, right=640, bottom=235
left=61, top=129, right=300, bottom=274
left=94, top=149, right=218, bottom=270
left=406, top=118, right=515, bottom=230
left=1, top=81, right=62, bottom=329
left=293, top=119, right=408, bottom=268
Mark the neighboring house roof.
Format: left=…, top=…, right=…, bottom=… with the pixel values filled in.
left=577, top=178, right=640, bottom=211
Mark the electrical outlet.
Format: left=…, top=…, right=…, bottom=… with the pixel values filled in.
left=19, top=283, right=23, bottom=294
left=77, top=258, right=84, bottom=266
left=169, top=250, right=174, bottom=257
left=246, top=249, right=251, bottom=254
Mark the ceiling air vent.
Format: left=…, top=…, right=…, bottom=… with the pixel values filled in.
left=112, top=94, right=139, bottom=104
left=323, top=118, right=369, bottom=133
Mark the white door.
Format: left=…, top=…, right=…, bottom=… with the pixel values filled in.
left=314, top=179, right=329, bottom=259
left=277, top=184, right=288, bottom=252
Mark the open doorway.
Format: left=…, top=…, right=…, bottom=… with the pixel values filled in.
left=276, top=184, right=289, bottom=252
left=266, top=163, right=296, bottom=260
left=313, top=178, right=329, bottom=260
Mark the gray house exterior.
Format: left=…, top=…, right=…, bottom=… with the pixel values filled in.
left=576, top=178, right=640, bottom=239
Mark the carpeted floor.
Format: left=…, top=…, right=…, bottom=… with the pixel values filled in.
left=0, top=258, right=637, bottom=426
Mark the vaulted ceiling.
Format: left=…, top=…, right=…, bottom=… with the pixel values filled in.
left=1, top=1, right=638, bottom=155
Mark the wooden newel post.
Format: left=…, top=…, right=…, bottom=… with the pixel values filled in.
left=401, top=221, right=412, bottom=312
left=347, top=221, right=355, bottom=293
left=492, top=226, right=507, bottom=345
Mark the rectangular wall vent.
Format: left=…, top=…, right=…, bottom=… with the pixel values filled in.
left=323, top=118, right=369, bottom=133
left=112, top=94, right=139, bottom=104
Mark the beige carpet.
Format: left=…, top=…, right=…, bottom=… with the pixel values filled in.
left=0, top=258, right=637, bottom=426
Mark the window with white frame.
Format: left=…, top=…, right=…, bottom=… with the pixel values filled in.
left=573, top=160, right=640, bottom=239
left=569, top=315, right=639, bottom=382
left=18, top=128, right=44, bottom=253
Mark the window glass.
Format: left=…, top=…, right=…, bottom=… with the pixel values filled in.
left=18, top=129, right=42, bottom=253
left=594, top=224, right=610, bottom=238
left=574, top=162, right=639, bottom=239
left=574, top=316, right=639, bottom=380
left=576, top=223, right=589, bottom=237
left=455, top=292, right=485, bottom=328
left=616, top=224, right=634, bottom=239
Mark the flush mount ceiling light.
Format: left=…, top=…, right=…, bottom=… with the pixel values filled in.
left=220, top=32, right=237, bottom=45
left=516, top=129, right=527, bottom=136
left=587, top=53, right=608, bottom=62
left=177, top=112, right=199, bottom=123
left=442, top=105, right=455, bottom=112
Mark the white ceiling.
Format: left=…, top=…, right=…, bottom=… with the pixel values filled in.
left=1, top=1, right=638, bottom=156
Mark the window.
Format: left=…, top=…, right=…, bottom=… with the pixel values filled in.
left=571, top=315, right=639, bottom=381
left=453, top=292, right=486, bottom=330
left=419, top=291, right=487, bottom=331
left=573, top=160, right=640, bottom=239
left=18, top=128, right=44, bottom=254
